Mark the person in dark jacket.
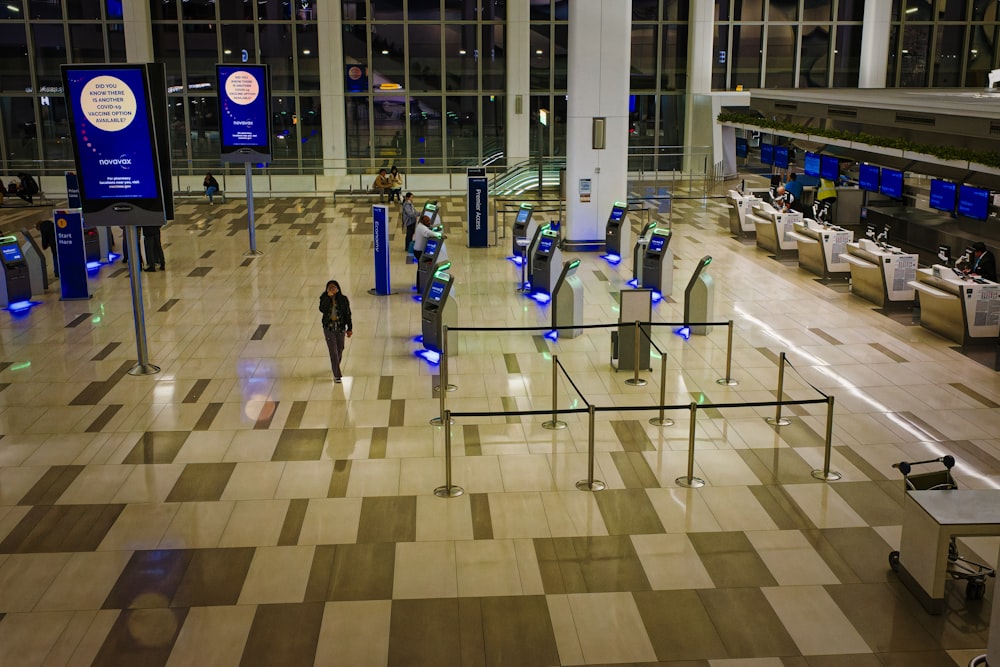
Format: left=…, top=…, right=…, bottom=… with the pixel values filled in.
left=319, top=280, right=353, bottom=382
left=965, top=241, right=997, bottom=282
left=141, top=225, right=165, bottom=272
left=36, top=219, right=58, bottom=278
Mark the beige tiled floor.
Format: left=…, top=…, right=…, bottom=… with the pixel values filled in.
left=0, top=191, right=998, bottom=665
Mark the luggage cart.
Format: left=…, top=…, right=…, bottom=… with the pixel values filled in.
left=888, top=455, right=996, bottom=600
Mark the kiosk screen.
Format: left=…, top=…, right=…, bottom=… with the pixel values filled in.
left=774, top=146, right=789, bottom=169
left=537, top=237, right=554, bottom=254
left=609, top=207, right=625, bottom=222
left=515, top=208, right=530, bottom=223
left=958, top=185, right=990, bottom=220
left=804, top=152, right=820, bottom=177
left=648, top=236, right=665, bottom=253
left=880, top=168, right=903, bottom=199
left=1, top=245, right=23, bottom=263
left=760, top=143, right=773, bottom=165
left=858, top=163, right=880, bottom=192
left=736, top=137, right=748, bottom=158
left=427, top=282, right=445, bottom=303
left=929, top=180, right=957, bottom=212
left=820, top=155, right=840, bottom=181
left=424, top=238, right=438, bottom=256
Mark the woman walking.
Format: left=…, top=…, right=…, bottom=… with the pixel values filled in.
left=318, top=280, right=353, bottom=382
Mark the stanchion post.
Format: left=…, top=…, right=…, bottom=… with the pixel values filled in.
left=676, top=402, right=705, bottom=487
left=542, top=354, right=567, bottom=430
left=576, top=404, right=606, bottom=491
left=125, top=226, right=160, bottom=376
left=429, top=326, right=455, bottom=425
left=244, top=162, right=263, bottom=256
left=434, top=409, right=464, bottom=497
left=766, top=351, right=791, bottom=426
left=625, top=320, right=647, bottom=386
left=716, top=319, right=739, bottom=386
left=649, top=349, right=674, bottom=427
left=811, top=395, right=842, bottom=481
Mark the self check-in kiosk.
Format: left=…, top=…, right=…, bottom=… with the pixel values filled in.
left=422, top=202, right=440, bottom=228
left=20, top=230, right=48, bottom=293
left=551, top=259, right=583, bottom=338
left=604, top=201, right=629, bottom=258
left=641, top=228, right=674, bottom=297
left=421, top=268, right=457, bottom=353
left=684, top=256, right=715, bottom=335
left=83, top=227, right=101, bottom=263
left=530, top=228, right=562, bottom=296
left=511, top=203, right=536, bottom=260
left=632, top=221, right=657, bottom=286
left=0, top=236, right=32, bottom=307
left=417, top=232, right=447, bottom=296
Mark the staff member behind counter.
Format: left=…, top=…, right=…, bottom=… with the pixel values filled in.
left=962, top=242, right=997, bottom=282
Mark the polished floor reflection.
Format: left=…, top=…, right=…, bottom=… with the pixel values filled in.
left=0, top=184, right=997, bottom=666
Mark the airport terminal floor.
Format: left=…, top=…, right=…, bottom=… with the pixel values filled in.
left=0, top=183, right=998, bottom=666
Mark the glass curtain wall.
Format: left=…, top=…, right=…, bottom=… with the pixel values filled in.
left=342, top=0, right=506, bottom=173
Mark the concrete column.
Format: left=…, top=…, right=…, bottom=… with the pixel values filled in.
left=122, top=0, right=154, bottom=62
left=684, top=0, right=715, bottom=174
left=564, top=0, right=631, bottom=243
left=318, top=3, right=347, bottom=174
left=859, top=0, right=892, bottom=88
left=506, top=0, right=531, bottom=167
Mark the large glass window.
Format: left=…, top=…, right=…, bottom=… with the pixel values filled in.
left=732, top=24, right=763, bottom=88
left=765, top=25, right=797, bottom=87
left=900, top=24, right=932, bottom=86
left=832, top=25, right=861, bottom=87
left=0, top=24, right=30, bottom=91
left=631, top=25, right=658, bottom=90
left=70, top=24, right=107, bottom=63
left=801, top=25, right=830, bottom=87
left=934, top=25, right=966, bottom=85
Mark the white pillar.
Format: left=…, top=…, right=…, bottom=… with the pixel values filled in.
left=564, top=0, right=631, bottom=243
left=684, top=0, right=715, bottom=173
left=506, top=0, right=531, bottom=166
left=859, top=0, right=892, bottom=88
left=122, top=0, right=154, bottom=62
left=319, top=3, right=347, bottom=174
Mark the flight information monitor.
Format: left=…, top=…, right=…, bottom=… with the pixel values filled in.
left=736, top=137, right=748, bottom=158
left=929, top=180, right=957, bottom=213
left=958, top=185, right=990, bottom=220
left=858, top=163, right=880, bottom=192
left=803, top=152, right=820, bottom=177
left=1, top=245, right=23, bottom=263
left=648, top=236, right=666, bottom=253
left=820, top=155, right=840, bottom=181
left=760, top=143, right=773, bottom=165
left=427, top=281, right=445, bottom=303
left=880, top=168, right=903, bottom=199
left=774, top=146, right=789, bottom=169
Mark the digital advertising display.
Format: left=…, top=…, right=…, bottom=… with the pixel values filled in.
left=538, top=237, right=554, bottom=254
left=1, top=245, right=23, bottom=263
left=958, top=185, right=990, bottom=220
left=760, top=143, right=773, bottom=165
left=929, top=180, right=957, bottom=213
left=774, top=146, right=789, bottom=169
left=820, top=155, right=840, bottom=181
left=61, top=64, right=166, bottom=226
left=735, top=137, right=748, bottom=158
left=427, top=282, right=445, bottom=302
left=648, top=236, right=665, bottom=253
left=880, top=168, right=903, bottom=199
left=804, top=152, right=820, bottom=177
left=217, top=64, right=272, bottom=163
left=858, top=163, right=880, bottom=192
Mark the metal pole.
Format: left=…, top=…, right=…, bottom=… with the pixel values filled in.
left=625, top=320, right=647, bottom=386
left=576, top=404, right=606, bottom=491
left=675, top=402, right=705, bottom=487
left=766, top=352, right=791, bottom=426
left=811, top=395, right=842, bottom=481
left=244, top=162, right=262, bottom=256
left=649, top=349, right=673, bottom=426
left=542, top=354, right=567, bottom=430
left=434, top=409, right=464, bottom=497
left=716, top=320, right=739, bottom=386
left=125, top=226, right=160, bottom=376
left=430, top=325, right=455, bottom=425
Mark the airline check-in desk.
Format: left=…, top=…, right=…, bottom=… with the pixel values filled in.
left=839, top=240, right=918, bottom=308
left=747, top=202, right=802, bottom=257
left=788, top=219, right=854, bottom=279
left=908, top=266, right=1000, bottom=345
left=726, top=190, right=764, bottom=237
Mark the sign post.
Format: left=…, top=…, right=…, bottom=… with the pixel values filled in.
left=467, top=167, right=489, bottom=248
left=370, top=204, right=391, bottom=295
left=216, top=64, right=272, bottom=256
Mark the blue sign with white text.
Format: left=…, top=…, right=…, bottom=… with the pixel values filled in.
left=372, top=205, right=391, bottom=295
left=468, top=176, right=489, bottom=248
left=217, top=64, right=271, bottom=161
left=54, top=210, right=90, bottom=301
left=66, top=171, right=82, bottom=209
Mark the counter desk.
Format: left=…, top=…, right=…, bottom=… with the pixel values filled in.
left=748, top=203, right=801, bottom=258
left=839, top=241, right=918, bottom=308
left=726, top=190, right=762, bottom=237
left=908, top=266, right=1000, bottom=345
left=789, top=220, right=854, bottom=279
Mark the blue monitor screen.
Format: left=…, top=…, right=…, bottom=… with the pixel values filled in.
left=820, top=155, right=840, bottom=181
left=217, top=65, right=271, bottom=156
left=424, top=238, right=438, bottom=255
left=929, top=180, right=957, bottom=213
left=880, top=168, right=903, bottom=199
left=537, top=237, right=554, bottom=253
left=804, top=152, right=820, bottom=177
left=427, top=282, right=445, bottom=302
left=858, top=163, right=880, bottom=192
left=609, top=207, right=625, bottom=222
left=648, top=236, right=665, bottom=253
left=1, top=245, right=23, bottom=262
left=736, top=137, right=748, bottom=158
left=774, top=146, right=789, bottom=169
left=958, top=185, right=990, bottom=220
left=760, top=143, right=773, bottom=165
left=515, top=208, right=530, bottom=223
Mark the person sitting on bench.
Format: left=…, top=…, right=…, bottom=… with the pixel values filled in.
left=15, top=173, right=39, bottom=204
left=372, top=168, right=392, bottom=202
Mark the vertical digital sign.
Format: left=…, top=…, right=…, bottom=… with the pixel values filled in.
left=217, top=64, right=272, bottom=163
left=61, top=64, right=166, bottom=227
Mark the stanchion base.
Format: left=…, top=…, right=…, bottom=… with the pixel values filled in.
left=575, top=479, right=606, bottom=491
left=429, top=417, right=455, bottom=426
left=649, top=417, right=674, bottom=427
left=716, top=378, right=739, bottom=386
left=128, top=363, right=161, bottom=376
left=624, top=378, right=648, bottom=386
left=434, top=484, right=465, bottom=498
left=367, top=289, right=393, bottom=296
left=541, top=420, right=567, bottom=430
left=243, top=249, right=264, bottom=257
left=765, top=417, right=792, bottom=426
left=811, top=469, right=843, bottom=481
left=432, top=384, right=458, bottom=393
left=675, top=475, right=706, bottom=488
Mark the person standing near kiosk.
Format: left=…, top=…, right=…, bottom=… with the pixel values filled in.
left=401, top=192, right=417, bottom=253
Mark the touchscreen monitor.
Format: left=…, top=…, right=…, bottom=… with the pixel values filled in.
left=1, top=245, right=23, bottom=263
left=537, top=237, right=554, bottom=253
left=515, top=208, right=530, bottom=223
left=424, top=238, right=437, bottom=255
left=609, top=207, right=625, bottom=222
left=648, top=236, right=665, bottom=253
left=426, top=281, right=445, bottom=303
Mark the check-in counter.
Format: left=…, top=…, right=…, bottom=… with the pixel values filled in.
left=839, top=240, right=918, bottom=307
left=788, top=220, right=854, bottom=279
left=749, top=202, right=802, bottom=257
left=726, top=190, right=761, bottom=237
left=908, top=266, right=1000, bottom=345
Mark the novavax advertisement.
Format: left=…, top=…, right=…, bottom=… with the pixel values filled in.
left=217, top=64, right=271, bottom=162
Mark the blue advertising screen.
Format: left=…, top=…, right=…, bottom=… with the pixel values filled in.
left=217, top=65, right=271, bottom=159
left=610, top=207, right=625, bottom=221
left=1, top=245, right=23, bottom=263
left=880, top=168, right=903, bottom=199
left=774, top=146, right=789, bottom=169
left=63, top=66, right=159, bottom=201
left=427, top=281, right=445, bottom=302
left=424, top=238, right=438, bottom=255
left=736, top=137, right=748, bottom=158
left=760, top=143, right=773, bottom=165
left=958, top=185, right=990, bottom=220
left=538, top=237, right=554, bottom=253
left=820, top=155, right=840, bottom=181
left=929, top=180, right=957, bottom=213
left=648, top=236, right=665, bottom=253
left=858, top=163, right=880, bottom=192
left=803, top=152, right=820, bottom=177
left=515, top=208, right=530, bottom=223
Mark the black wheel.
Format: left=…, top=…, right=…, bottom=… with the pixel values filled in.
left=966, top=580, right=986, bottom=600
left=889, top=551, right=900, bottom=572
